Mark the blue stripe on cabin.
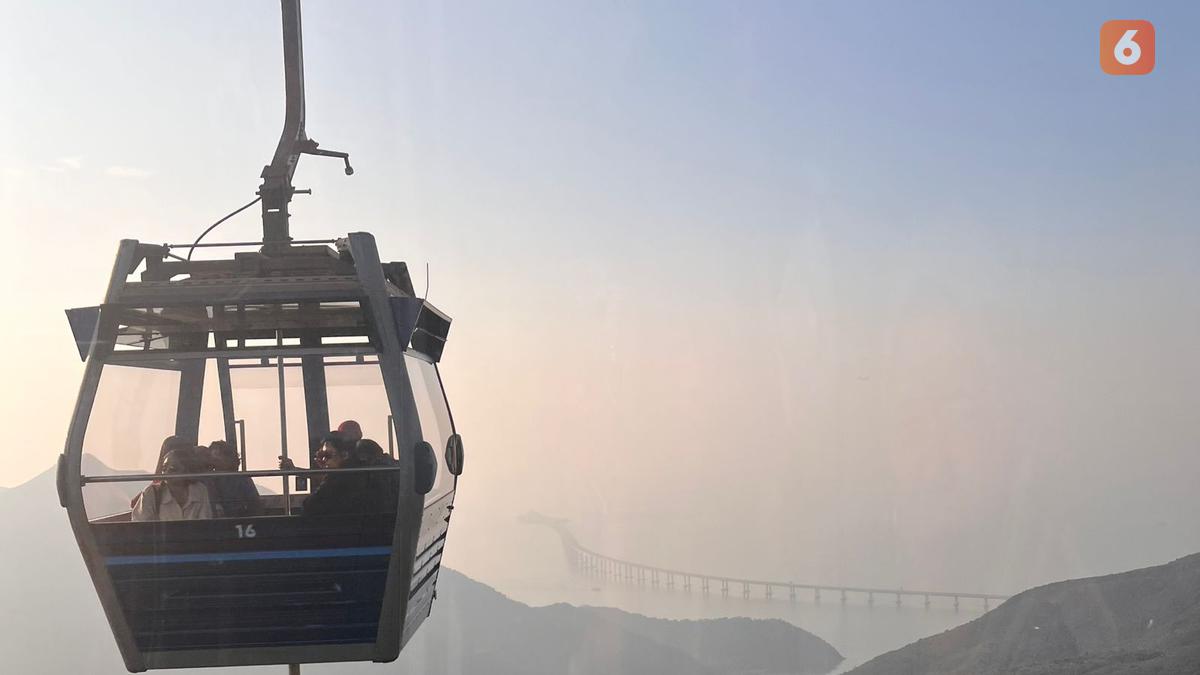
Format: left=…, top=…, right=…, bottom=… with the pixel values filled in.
left=105, top=546, right=392, bottom=566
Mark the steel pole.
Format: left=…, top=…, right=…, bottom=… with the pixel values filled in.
left=278, top=356, right=291, bottom=515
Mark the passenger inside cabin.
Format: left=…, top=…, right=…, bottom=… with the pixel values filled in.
left=279, top=433, right=392, bottom=516
left=337, top=420, right=363, bottom=443
left=300, top=433, right=365, bottom=516
left=315, top=433, right=354, bottom=472
left=280, top=432, right=351, bottom=492
left=131, top=435, right=200, bottom=509
left=356, top=439, right=399, bottom=514
left=206, top=439, right=262, bottom=518
left=353, top=437, right=390, bottom=466
left=131, top=447, right=213, bottom=522
left=155, top=436, right=195, bottom=472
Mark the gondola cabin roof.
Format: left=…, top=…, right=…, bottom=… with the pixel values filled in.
left=67, top=236, right=451, bottom=365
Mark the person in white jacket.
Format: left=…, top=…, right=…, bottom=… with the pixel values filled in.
left=132, top=447, right=213, bottom=522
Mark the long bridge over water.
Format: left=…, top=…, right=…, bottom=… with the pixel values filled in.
left=523, top=512, right=1009, bottom=613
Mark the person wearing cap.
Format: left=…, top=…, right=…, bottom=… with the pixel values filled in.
left=337, top=420, right=363, bottom=443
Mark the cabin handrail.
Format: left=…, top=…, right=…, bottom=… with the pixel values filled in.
left=80, top=465, right=404, bottom=485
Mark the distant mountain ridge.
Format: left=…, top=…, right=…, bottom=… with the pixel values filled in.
left=410, top=569, right=843, bottom=675
left=848, top=552, right=1200, bottom=675
left=0, top=459, right=842, bottom=675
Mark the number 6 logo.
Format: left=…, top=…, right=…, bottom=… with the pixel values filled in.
left=1101, top=20, right=1155, bottom=75
left=1114, top=30, right=1141, bottom=66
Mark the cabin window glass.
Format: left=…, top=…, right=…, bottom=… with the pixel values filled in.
left=80, top=353, right=403, bottom=520
left=325, top=359, right=392, bottom=458
left=226, top=357, right=308, bottom=497
left=81, top=359, right=228, bottom=520
left=405, top=354, right=455, bottom=503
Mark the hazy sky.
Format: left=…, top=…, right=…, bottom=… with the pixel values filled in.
left=2, top=1, right=1199, bottom=595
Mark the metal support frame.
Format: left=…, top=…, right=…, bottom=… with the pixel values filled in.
left=175, top=359, right=206, bottom=443
left=236, top=419, right=247, bottom=471
left=173, top=327, right=209, bottom=444
left=218, top=357, right=237, bottom=445
left=106, top=344, right=374, bottom=364
left=260, top=0, right=307, bottom=247
left=277, top=352, right=292, bottom=515
left=258, top=0, right=352, bottom=252
left=300, top=310, right=329, bottom=487
left=386, top=414, right=395, bottom=458
left=348, top=232, right=423, bottom=661
left=63, top=240, right=147, bottom=672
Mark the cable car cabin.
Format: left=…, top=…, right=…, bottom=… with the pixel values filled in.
left=56, top=234, right=464, bottom=671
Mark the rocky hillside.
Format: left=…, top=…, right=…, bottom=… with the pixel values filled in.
left=848, top=552, right=1200, bottom=674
